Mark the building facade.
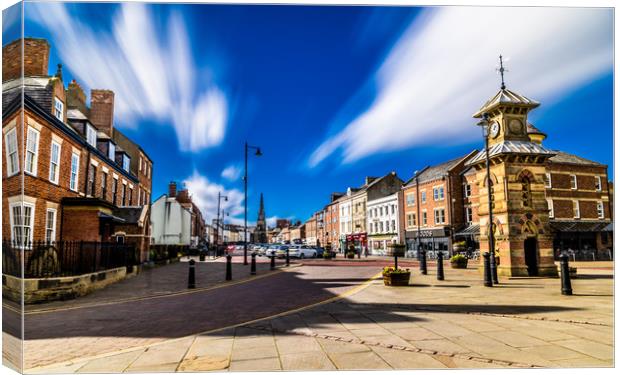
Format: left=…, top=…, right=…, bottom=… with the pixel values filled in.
left=367, top=192, right=400, bottom=255
left=2, top=38, right=153, bottom=261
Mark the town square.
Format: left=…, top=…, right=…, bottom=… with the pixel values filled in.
left=1, top=1, right=616, bottom=373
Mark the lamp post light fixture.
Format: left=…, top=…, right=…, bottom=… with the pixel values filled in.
left=215, top=192, right=228, bottom=251
left=244, top=142, right=263, bottom=265
left=476, top=112, right=498, bottom=286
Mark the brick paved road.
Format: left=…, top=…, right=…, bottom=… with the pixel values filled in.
left=9, top=262, right=380, bottom=369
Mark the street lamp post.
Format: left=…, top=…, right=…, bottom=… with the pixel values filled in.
left=215, top=192, right=228, bottom=255
left=244, top=142, right=263, bottom=265
left=477, top=113, right=498, bottom=286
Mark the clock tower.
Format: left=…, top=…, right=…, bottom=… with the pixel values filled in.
left=466, top=57, right=558, bottom=277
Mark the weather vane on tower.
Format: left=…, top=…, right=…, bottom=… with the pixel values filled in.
left=497, top=54, right=508, bottom=90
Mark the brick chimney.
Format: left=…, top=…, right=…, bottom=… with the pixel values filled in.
left=66, top=80, right=88, bottom=115
left=2, top=38, right=50, bottom=82
left=90, top=89, right=115, bottom=136
left=177, top=189, right=190, bottom=203
left=169, top=181, right=177, bottom=198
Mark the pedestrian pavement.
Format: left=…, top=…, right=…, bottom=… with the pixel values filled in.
left=6, top=256, right=290, bottom=313
left=23, top=261, right=614, bottom=372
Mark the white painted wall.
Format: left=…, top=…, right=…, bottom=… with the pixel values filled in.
left=151, top=195, right=192, bottom=245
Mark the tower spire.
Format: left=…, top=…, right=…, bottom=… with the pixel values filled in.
left=498, top=55, right=507, bottom=90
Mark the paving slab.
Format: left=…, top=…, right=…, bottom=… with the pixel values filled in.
left=280, top=351, right=336, bottom=370
left=327, top=350, right=392, bottom=370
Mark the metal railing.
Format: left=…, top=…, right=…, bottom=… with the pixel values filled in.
left=2, top=240, right=138, bottom=278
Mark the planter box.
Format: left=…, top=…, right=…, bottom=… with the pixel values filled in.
left=450, top=261, right=468, bottom=269
left=383, top=272, right=411, bottom=286
left=346, top=252, right=356, bottom=259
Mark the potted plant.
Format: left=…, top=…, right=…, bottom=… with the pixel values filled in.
left=382, top=267, right=411, bottom=286
left=452, top=241, right=466, bottom=253
left=450, top=254, right=468, bottom=269
left=323, top=245, right=333, bottom=259
left=346, top=245, right=356, bottom=259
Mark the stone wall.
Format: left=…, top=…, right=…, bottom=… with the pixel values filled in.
left=2, top=266, right=137, bottom=304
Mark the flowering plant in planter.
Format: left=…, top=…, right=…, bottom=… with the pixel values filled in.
left=382, top=266, right=411, bottom=286
left=450, top=254, right=468, bottom=268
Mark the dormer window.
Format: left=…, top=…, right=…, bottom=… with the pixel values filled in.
left=122, top=154, right=130, bottom=172
left=108, top=142, right=116, bottom=160
left=54, top=98, right=63, bottom=121
left=86, top=124, right=97, bottom=147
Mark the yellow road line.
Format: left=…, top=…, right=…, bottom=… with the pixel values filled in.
left=25, top=271, right=381, bottom=372
left=7, top=265, right=301, bottom=316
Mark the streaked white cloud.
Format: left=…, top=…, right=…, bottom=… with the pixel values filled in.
left=27, top=2, right=228, bottom=153
left=183, top=171, right=244, bottom=225
left=221, top=164, right=242, bottom=181
left=309, top=7, right=612, bottom=167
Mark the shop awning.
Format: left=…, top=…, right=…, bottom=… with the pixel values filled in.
left=454, top=224, right=480, bottom=237
left=549, top=221, right=610, bottom=233
left=602, top=222, right=614, bottom=232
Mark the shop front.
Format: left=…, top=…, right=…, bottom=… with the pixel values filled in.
left=368, top=234, right=398, bottom=256
left=405, top=227, right=452, bottom=258
left=345, top=233, right=368, bottom=254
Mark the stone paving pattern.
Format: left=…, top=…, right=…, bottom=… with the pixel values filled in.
left=18, top=260, right=613, bottom=372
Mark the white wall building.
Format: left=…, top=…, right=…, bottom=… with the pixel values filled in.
left=151, top=195, right=193, bottom=245
left=367, top=192, right=400, bottom=255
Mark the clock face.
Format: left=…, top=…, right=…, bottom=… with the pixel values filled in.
left=489, top=121, right=500, bottom=138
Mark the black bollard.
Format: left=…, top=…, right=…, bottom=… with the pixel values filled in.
left=559, top=253, right=573, bottom=295
left=394, top=255, right=398, bottom=270
left=437, top=251, right=444, bottom=281
left=225, top=254, right=232, bottom=281
left=483, top=252, right=493, bottom=287
left=270, top=255, right=276, bottom=270
left=188, top=259, right=196, bottom=289
left=286, top=249, right=290, bottom=267
left=420, top=250, right=427, bottom=275
left=251, top=252, right=257, bottom=275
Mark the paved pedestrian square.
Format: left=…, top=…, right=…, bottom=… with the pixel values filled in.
left=13, top=259, right=612, bottom=373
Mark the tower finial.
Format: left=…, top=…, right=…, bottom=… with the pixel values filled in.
left=498, top=55, right=506, bottom=90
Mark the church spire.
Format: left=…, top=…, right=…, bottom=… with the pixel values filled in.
left=256, top=193, right=267, bottom=243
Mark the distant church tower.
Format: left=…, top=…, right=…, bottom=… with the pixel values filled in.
left=255, top=193, right=267, bottom=243
left=466, top=56, right=558, bottom=277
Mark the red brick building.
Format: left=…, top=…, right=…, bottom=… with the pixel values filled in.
left=2, top=38, right=153, bottom=261
left=400, top=152, right=476, bottom=254
left=323, top=193, right=342, bottom=251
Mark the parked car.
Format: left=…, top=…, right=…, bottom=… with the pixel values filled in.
left=265, top=245, right=283, bottom=257
left=288, top=245, right=317, bottom=259
left=275, top=245, right=291, bottom=258
left=314, top=247, right=325, bottom=257
left=226, top=244, right=236, bottom=254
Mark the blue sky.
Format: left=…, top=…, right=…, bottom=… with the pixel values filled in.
left=3, top=3, right=614, bottom=226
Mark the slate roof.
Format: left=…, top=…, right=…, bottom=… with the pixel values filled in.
left=473, top=88, right=540, bottom=118
left=2, top=76, right=54, bottom=113
left=467, top=141, right=555, bottom=166
left=113, top=207, right=144, bottom=224
left=548, top=150, right=604, bottom=167
left=526, top=122, right=546, bottom=136
left=404, top=153, right=473, bottom=186
left=549, top=220, right=610, bottom=233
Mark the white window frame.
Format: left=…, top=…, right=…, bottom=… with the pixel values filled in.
left=434, top=208, right=445, bottom=225
left=570, top=175, right=577, bottom=190
left=547, top=199, right=554, bottom=218
left=70, top=152, right=80, bottom=191
left=422, top=210, right=427, bottom=226
left=464, top=184, right=471, bottom=197
left=122, top=155, right=130, bottom=172
left=466, top=207, right=473, bottom=223
left=595, top=176, right=602, bottom=191
left=9, top=201, right=35, bottom=247
left=544, top=173, right=552, bottom=188
left=86, top=124, right=97, bottom=147
left=54, top=97, right=64, bottom=121
left=48, top=140, right=61, bottom=184
left=108, top=142, right=116, bottom=160
left=25, top=126, right=40, bottom=176
left=573, top=200, right=580, bottom=219
left=45, top=208, right=57, bottom=243
left=421, top=190, right=427, bottom=203
left=4, top=127, right=19, bottom=176
left=406, top=193, right=415, bottom=207
left=597, top=201, right=604, bottom=219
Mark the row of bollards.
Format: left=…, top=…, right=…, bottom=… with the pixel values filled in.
left=188, top=251, right=288, bottom=289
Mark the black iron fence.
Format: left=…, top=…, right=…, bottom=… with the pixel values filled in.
left=149, top=244, right=187, bottom=262
left=2, top=240, right=138, bottom=278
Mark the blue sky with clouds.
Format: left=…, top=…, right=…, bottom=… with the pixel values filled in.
left=3, top=3, right=613, bottom=226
